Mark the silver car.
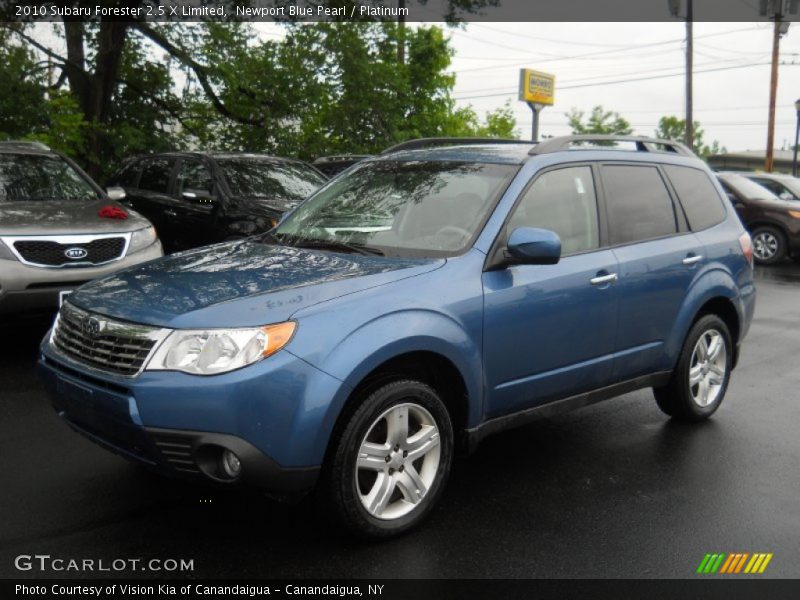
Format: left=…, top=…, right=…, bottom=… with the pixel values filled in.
left=0, top=141, right=163, bottom=315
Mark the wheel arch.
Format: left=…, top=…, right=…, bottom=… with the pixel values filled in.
left=668, top=271, right=744, bottom=371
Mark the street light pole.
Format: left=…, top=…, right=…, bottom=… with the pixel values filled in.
left=793, top=98, right=800, bottom=177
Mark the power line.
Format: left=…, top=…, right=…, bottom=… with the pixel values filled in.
left=452, top=25, right=762, bottom=74
left=454, top=61, right=794, bottom=100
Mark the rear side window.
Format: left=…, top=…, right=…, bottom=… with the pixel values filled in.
left=139, top=158, right=173, bottom=193
left=177, top=160, right=214, bottom=195
left=664, top=166, right=726, bottom=230
left=507, top=166, right=600, bottom=255
left=601, top=165, right=678, bottom=245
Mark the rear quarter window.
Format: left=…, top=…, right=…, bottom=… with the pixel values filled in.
left=664, top=166, right=727, bottom=231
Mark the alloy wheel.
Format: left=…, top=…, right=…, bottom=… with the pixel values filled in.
left=753, top=231, right=779, bottom=261
left=355, top=402, right=441, bottom=520
left=689, top=329, right=727, bottom=408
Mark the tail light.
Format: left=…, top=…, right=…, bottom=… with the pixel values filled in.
left=739, top=232, right=753, bottom=267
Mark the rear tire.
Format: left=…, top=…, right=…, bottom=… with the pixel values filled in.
left=320, top=380, right=453, bottom=539
left=751, top=226, right=786, bottom=265
left=654, top=315, right=733, bottom=422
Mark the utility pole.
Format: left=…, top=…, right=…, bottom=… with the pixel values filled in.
left=685, top=0, right=694, bottom=150
left=668, top=0, right=694, bottom=149
left=397, top=0, right=406, bottom=64
left=761, top=0, right=797, bottom=172
left=765, top=18, right=783, bottom=172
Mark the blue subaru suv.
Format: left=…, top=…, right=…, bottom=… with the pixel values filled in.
left=39, top=135, right=756, bottom=538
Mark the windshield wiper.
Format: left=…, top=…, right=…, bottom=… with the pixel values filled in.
left=284, top=235, right=385, bottom=256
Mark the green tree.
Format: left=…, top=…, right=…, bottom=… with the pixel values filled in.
left=567, top=105, right=633, bottom=136
left=1, top=1, right=499, bottom=176
left=655, top=115, right=726, bottom=159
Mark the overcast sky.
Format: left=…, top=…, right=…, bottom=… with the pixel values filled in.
left=32, top=19, right=800, bottom=152
left=443, top=21, right=800, bottom=151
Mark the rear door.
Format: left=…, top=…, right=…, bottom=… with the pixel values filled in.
left=482, top=164, right=620, bottom=417
left=600, top=163, right=703, bottom=380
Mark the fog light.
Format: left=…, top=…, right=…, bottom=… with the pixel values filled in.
left=222, top=450, right=242, bottom=479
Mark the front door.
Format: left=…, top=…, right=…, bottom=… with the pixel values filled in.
left=483, top=165, right=619, bottom=418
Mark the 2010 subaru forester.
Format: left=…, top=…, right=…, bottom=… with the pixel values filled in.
left=38, top=135, right=756, bottom=538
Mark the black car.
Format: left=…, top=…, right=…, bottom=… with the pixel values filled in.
left=107, top=152, right=327, bottom=252
left=311, top=154, right=372, bottom=177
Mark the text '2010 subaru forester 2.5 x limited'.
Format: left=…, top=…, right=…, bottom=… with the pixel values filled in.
left=39, top=136, right=756, bottom=538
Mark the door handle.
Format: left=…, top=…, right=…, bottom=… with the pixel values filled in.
left=164, top=209, right=177, bottom=217
left=590, top=273, right=618, bottom=285
left=682, top=255, right=703, bottom=265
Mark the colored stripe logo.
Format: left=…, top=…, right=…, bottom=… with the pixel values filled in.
left=697, top=552, right=773, bottom=574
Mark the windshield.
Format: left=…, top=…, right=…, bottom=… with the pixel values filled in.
left=0, top=154, right=98, bottom=203
left=724, top=175, right=781, bottom=200
left=274, top=160, right=516, bottom=258
left=219, top=158, right=326, bottom=200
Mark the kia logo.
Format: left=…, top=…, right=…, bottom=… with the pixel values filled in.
left=64, top=247, right=88, bottom=260
left=82, top=317, right=102, bottom=337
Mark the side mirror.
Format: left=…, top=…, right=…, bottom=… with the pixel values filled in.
left=182, top=189, right=214, bottom=204
left=106, top=186, right=126, bottom=201
left=506, top=227, right=561, bottom=266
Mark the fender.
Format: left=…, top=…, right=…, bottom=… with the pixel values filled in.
left=290, top=309, right=484, bottom=465
left=664, top=263, right=743, bottom=369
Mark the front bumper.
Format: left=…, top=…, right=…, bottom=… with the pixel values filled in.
left=0, top=242, right=163, bottom=316
left=37, top=335, right=345, bottom=493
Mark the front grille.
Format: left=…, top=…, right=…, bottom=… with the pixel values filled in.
left=51, top=303, right=167, bottom=377
left=14, top=237, right=126, bottom=267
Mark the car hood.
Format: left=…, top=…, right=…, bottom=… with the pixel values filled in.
left=68, top=241, right=443, bottom=328
left=0, top=200, right=152, bottom=235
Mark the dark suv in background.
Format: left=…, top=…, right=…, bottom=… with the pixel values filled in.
left=717, top=171, right=800, bottom=264
left=107, top=152, right=327, bottom=253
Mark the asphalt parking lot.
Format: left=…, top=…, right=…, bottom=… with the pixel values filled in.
left=1, top=263, right=799, bottom=580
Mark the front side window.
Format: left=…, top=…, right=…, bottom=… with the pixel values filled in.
left=219, top=159, right=326, bottom=200
left=664, top=166, right=727, bottom=231
left=274, top=160, right=516, bottom=258
left=0, top=154, right=98, bottom=202
left=602, top=165, right=678, bottom=245
left=177, top=160, right=214, bottom=196
left=506, top=166, right=600, bottom=256
left=138, top=158, right=173, bottom=193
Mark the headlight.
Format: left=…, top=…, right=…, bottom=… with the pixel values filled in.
left=128, top=226, right=157, bottom=253
left=0, top=238, right=17, bottom=261
left=147, top=321, right=296, bottom=375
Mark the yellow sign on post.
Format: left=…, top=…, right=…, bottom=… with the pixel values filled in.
left=518, top=69, right=555, bottom=106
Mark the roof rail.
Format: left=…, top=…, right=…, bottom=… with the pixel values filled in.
left=529, top=135, right=694, bottom=157
left=382, top=137, right=530, bottom=155
left=0, top=140, right=51, bottom=152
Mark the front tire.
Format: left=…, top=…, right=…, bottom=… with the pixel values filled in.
left=654, top=315, right=733, bottom=422
left=322, top=380, right=453, bottom=539
left=751, top=226, right=786, bottom=264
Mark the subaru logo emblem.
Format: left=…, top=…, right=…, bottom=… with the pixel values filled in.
left=82, top=317, right=102, bottom=337
left=64, top=247, right=88, bottom=260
